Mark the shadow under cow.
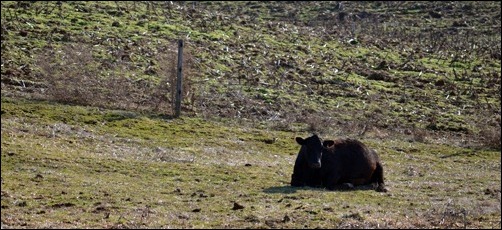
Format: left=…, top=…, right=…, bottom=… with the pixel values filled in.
left=262, top=184, right=382, bottom=194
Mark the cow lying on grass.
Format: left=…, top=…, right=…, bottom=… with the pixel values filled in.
left=291, top=134, right=387, bottom=192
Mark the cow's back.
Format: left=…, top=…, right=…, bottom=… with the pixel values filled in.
left=321, top=139, right=378, bottom=187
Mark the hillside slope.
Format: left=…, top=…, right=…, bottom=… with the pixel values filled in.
left=2, top=1, right=500, bottom=148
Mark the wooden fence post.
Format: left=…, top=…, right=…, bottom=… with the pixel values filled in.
left=175, top=39, right=183, bottom=118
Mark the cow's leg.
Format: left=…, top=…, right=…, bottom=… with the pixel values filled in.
left=305, top=168, right=322, bottom=187
left=291, top=160, right=307, bottom=187
left=291, top=170, right=305, bottom=187
left=291, top=177, right=304, bottom=187
left=324, top=173, right=342, bottom=191
left=371, top=162, right=387, bottom=192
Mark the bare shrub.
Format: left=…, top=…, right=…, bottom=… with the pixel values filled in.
left=303, top=113, right=332, bottom=136
left=467, top=113, right=501, bottom=150
left=478, top=125, right=501, bottom=150
left=411, top=127, right=428, bottom=143
left=36, top=43, right=100, bottom=105
left=35, top=41, right=192, bottom=115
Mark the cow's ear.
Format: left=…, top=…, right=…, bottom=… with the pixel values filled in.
left=323, top=140, right=335, bottom=148
left=295, top=137, right=305, bottom=145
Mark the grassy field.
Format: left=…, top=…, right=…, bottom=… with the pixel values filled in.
left=1, top=1, right=501, bottom=228
left=1, top=97, right=500, bottom=228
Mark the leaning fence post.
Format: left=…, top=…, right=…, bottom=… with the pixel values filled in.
left=174, top=39, right=183, bottom=118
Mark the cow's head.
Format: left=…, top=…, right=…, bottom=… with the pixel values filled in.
left=296, top=134, right=323, bottom=168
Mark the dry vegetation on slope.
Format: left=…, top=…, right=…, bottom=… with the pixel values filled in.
left=1, top=1, right=500, bottom=147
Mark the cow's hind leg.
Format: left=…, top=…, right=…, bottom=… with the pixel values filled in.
left=371, top=162, right=387, bottom=192
left=324, top=174, right=357, bottom=191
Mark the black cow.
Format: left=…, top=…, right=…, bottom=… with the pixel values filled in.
left=291, top=134, right=387, bottom=192
left=290, top=134, right=324, bottom=187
